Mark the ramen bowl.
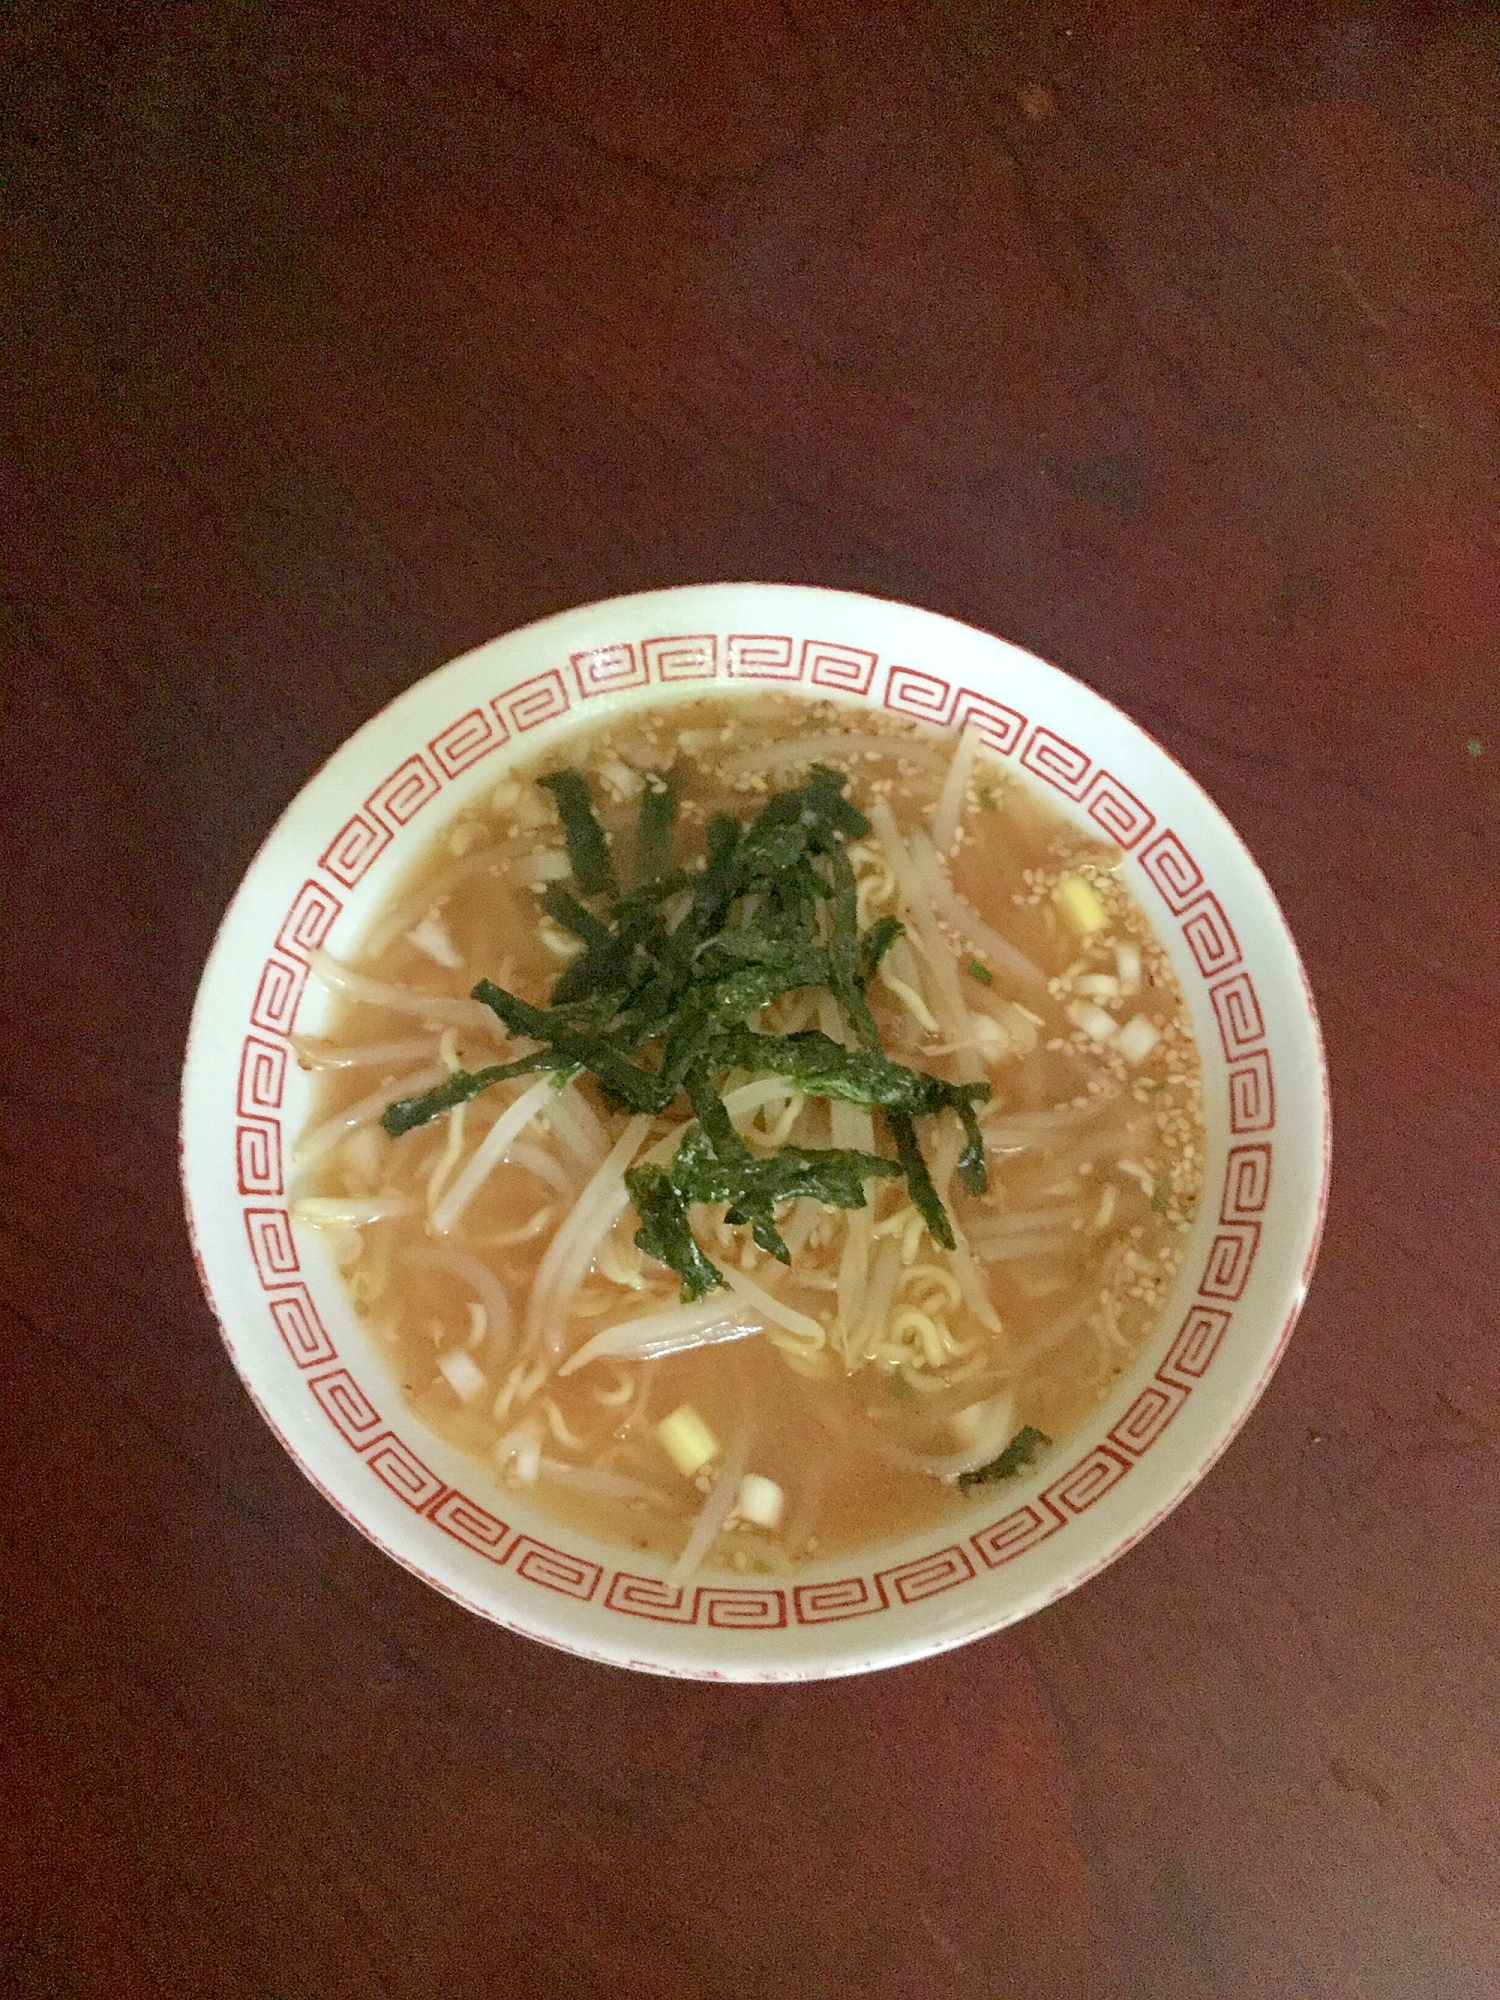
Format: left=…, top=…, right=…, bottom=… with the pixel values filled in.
left=181, top=582, right=1329, bottom=1679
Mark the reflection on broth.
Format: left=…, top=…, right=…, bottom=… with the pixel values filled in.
left=294, top=696, right=1204, bottom=1579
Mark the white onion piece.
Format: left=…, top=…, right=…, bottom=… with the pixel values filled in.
left=951, top=1390, right=1018, bottom=1449
left=735, top=1473, right=785, bottom=1529
left=515, top=849, right=572, bottom=886
left=1116, top=1014, right=1161, bottom=1064
left=437, top=1348, right=488, bottom=1404
left=1066, top=997, right=1119, bottom=1044
left=558, top=1300, right=766, bottom=1376
left=1075, top=972, right=1121, bottom=1003
left=405, top=913, right=463, bottom=969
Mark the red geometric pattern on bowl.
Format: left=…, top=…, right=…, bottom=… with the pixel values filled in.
left=1227, top=1049, right=1276, bottom=1133
left=236, top=1119, right=282, bottom=1196
left=275, top=880, right=342, bottom=961
left=507, top=1536, right=602, bottom=1601
left=267, top=1286, right=335, bottom=1369
left=428, top=1489, right=512, bottom=1561
left=877, top=1544, right=976, bottom=1606
left=430, top=705, right=508, bottom=778
left=970, top=1503, right=1059, bottom=1570
left=699, top=1587, right=787, bottom=1630
left=1198, top=1224, right=1262, bottom=1301
left=1160, top=1305, right=1232, bottom=1384
left=1019, top=724, right=1093, bottom=799
left=1041, top=1445, right=1132, bottom=1516
left=320, top=810, right=392, bottom=889
left=605, top=1573, right=700, bottom=1623
left=365, top=1435, right=445, bottom=1512
left=1221, top=1144, right=1272, bottom=1220
left=725, top=632, right=796, bottom=679
left=323, top=755, right=446, bottom=887
left=1109, top=1379, right=1191, bottom=1458
left=244, top=1207, right=299, bottom=1287
left=572, top=642, right=648, bottom=699
left=369, top=753, right=443, bottom=828
left=643, top=633, right=719, bottom=681
left=238, top=1036, right=287, bottom=1116
left=496, top=668, right=571, bottom=734
left=250, top=953, right=306, bottom=1037
left=881, top=668, right=1030, bottom=754
left=601, top=1576, right=787, bottom=1627
left=309, top=1366, right=385, bottom=1448
left=1180, top=893, right=1243, bottom=980
left=803, top=638, right=878, bottom=696
left=1138, top=829, right=1206, bottom=913
left=1083, top=769, right=1156, bottom=849
left=792, top=1575, right=890, bottom=1623
left=228, top=626, right=1291, bottom=1633
left=1210, top=970, right=1267, bottom=1059
left=954, top=689, right=1028, bottom=756
left=884, top=664, right=957, bottom=726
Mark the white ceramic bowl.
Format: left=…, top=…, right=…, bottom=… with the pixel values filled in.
left=182, top=583, right=1330, bottom=1679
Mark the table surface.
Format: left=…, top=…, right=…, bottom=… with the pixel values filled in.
left=4, top=5, right=1498, bottom=1996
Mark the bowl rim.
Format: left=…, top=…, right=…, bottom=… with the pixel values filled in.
left=181, top=580, right=1331, bottom=1679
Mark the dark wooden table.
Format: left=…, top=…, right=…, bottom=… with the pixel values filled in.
left=5, top=5, right=1498, bottom=1995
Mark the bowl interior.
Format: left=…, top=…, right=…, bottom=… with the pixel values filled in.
left=182, top=583, right=1329, bottom=1679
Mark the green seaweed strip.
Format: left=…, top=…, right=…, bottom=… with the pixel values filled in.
left=885, top=1109, right=955, bottom=1251
left=637, top=775, right=677, bottom=879
left=380, top=1052, right=559, bottom=1137
left=858, top=916, right=904, bottom=980
left=539, top=769, right=616, bottom=898
left=957, top=1427, right=1050, bottom=1489
left=624, top=1163, right=725, bottom=1301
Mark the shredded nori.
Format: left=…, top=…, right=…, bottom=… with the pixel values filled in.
left=383, top=762, right=994, bottom=1296
left=957, top=1426, right=1051, bottom=1488
left=380, top=1051, right=558, bottom=1137
left=539, top=768, right=616, bottom=898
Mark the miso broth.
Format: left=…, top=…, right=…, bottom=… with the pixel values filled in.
left=294, top=695, right=1204, bottom=1577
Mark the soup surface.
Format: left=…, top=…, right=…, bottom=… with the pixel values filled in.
left=295, top=694, right=1204, bottom=1577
